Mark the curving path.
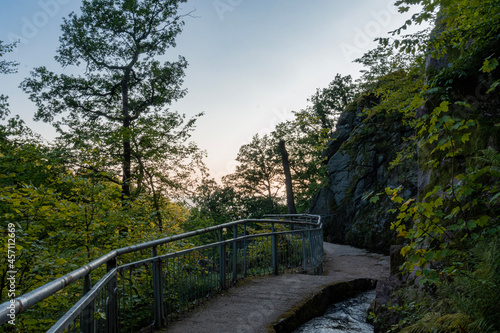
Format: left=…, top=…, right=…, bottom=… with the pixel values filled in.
left=153, top=242, right=389, bottom=333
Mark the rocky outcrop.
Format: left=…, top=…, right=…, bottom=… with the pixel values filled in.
left=310, top=98, right=417, bottom=253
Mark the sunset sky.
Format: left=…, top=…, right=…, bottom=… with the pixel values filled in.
left=0, top=0, right=420, bottom=180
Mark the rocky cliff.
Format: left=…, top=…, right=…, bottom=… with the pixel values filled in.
left=309, top=97, right=417, bottom=253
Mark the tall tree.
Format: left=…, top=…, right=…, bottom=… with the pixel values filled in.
left=272, top=118, right=327, bottom=212
left=21, top=0, right=200, bottom=199
left=224, top=134, right=283, bottom=208
left=279, top=139, right=297, bottom=214
left=271, top=75, right=357, bottom=211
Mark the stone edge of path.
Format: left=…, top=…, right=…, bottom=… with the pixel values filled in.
left=269, top=278, right=378, bottom=333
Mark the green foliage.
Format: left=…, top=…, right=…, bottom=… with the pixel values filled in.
left=185, top=179, right=242, bottom=244
left=221, top=134, right=286, bottom=216
left=225, top=134, right=283, bottom=201
left=0, top=41, right=18, bottom=75
left=447, top=238, right=500, bottom=332
left=272, top=119, right=328, bottom=212
left=211, top=73, right=357, bottom=217
left=270, top=74, right=357, bottom=211
left=2, top=0, right=499, bottom=330
left=0, top=40, right=18, bottom=126
left=1, top=1, right=336, bottom=331
left=0, top=118, right=193, bottom=331
left=20, top=0, right=203, bottom=199
left=387, top=93, right=499, bottom=285
left=381, top=237, right=500, bottom=333
left=356, top=1, right=500, bottom=331
left=302, top=74, right=357, bottom=133
left=389, top=0, right=500, bottom=57
left=355, top=45, right=420, bottom=92
left=371, top=300, right=426, bottom=333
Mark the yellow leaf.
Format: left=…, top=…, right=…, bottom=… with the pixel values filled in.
left=55, top=258, right=66, bottom=265
left=394, top=196, right=404, bottom=204
left=461, top=133, right=471, bottom=143
left=428, top=134, right=439, bottom=144
left=403, top=198, right=415, bottom=206
left=398, top=231, right=409, bottom=237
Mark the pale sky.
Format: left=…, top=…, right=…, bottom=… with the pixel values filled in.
left=0, top=0, right=419, bottom=180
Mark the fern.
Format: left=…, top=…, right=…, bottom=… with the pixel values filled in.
left=400, top=312, right=471, bottom=333
left=477, top=147, right=500, bottom=166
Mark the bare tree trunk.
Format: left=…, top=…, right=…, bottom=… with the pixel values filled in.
left=121, top=70, right=131, bottom=199
left=279, top=140, right=297, bottom=214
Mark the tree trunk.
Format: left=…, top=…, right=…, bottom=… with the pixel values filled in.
left=150, top=182, right=163, bottom=233
left=279, top=140, right=297, bottom=214
left=121, top=70, right=131, bottom=198
left=266, top=178, right=275, bottom=212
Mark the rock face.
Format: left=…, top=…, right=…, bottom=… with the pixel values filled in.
left=310, top=99, right=417, bottom=253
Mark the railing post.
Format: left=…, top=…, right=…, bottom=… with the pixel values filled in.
left=314, top=230, right=323, bottom=275
left=308, top=230, right=313, bottom=273
left=232, top=225, right=238, bottom=283
left=271, top=223, right=278, bottom=275
left=219, top=228, right=226, bottom=290
left=302, top=231, right=307, bottom=271
left=152, top=246, right=164, bottom=328
left=81, top=273, right=94, bottom=333
left=106, top=258, right=118, bottom=333
left=243, top=223, right=247, bottom=277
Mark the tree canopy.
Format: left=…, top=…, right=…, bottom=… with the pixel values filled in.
left=21, top=0, right=202, bottom=201
left=0, top=41, right=18, bottom=125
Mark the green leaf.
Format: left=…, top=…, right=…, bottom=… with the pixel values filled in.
left=482, top=57, right=498, bottom=73
left=476, top=215, right=491, bottom=227
left=55, top=258, right=66, bottom=265
left=461, top=133, right=471, bottom=143
left=487, top=79, right=500, bottom=93
left=467, top=220, right=477, bottom=229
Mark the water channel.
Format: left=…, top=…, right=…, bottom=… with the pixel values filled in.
left=292, top=290, right=375, bottom=333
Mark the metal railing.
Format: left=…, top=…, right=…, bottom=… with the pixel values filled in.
left=1, top=214, right=322, bottom=332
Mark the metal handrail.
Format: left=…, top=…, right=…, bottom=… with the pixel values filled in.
left=46, top=269, right=118, bottom=333
left=116, top=227, right=321, bottom=273
left=1, top=214, right=322, bottom=331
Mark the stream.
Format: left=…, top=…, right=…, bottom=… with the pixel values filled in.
left=292, top=290, right=375, bottom=333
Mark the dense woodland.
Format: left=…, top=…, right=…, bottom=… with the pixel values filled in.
left=1, top=0, right=500, bottom=332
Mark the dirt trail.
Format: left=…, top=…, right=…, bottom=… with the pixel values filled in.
left=154, top=242, right=389, bottom=333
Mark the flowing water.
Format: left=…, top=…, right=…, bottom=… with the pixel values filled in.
left=292, top=290, right=375, bottom=333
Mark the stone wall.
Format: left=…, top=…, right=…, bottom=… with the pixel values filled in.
left=309, top=97, right=417, bottom=253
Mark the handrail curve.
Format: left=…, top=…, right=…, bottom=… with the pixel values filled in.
left=1, top=214, right=323, bottom=332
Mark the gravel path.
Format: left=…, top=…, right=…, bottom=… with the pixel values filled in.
left=154, top=242, right=389, bottom=333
